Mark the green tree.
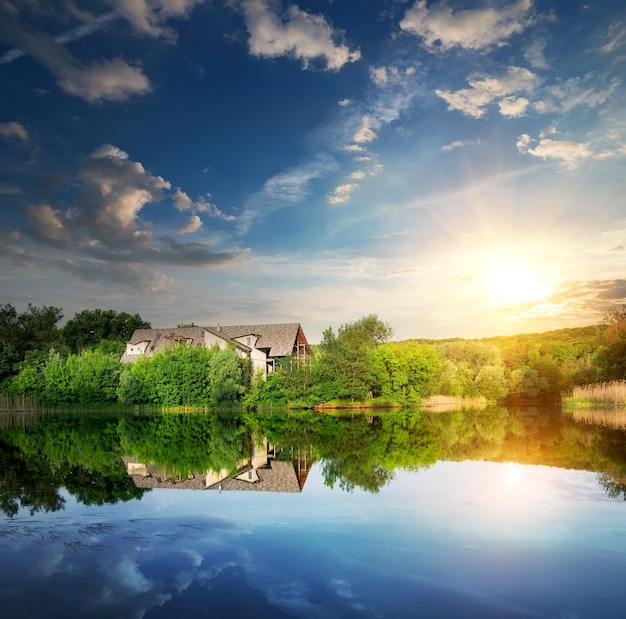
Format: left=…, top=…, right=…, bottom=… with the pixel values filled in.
left=0, top=303, right=64, bottom=382
left=317, top=314, right=392, bottom=401
left=375, top=341, right=440, bottom=403
left=62, top=308, right=150, bottom=352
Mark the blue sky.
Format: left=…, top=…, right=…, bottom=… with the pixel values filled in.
left=1, top=0, right=625, bottom=341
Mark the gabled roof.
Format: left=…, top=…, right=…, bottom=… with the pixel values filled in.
left=205, top=323, right=312, bottom=357
left=127, top=327, right=208, bottom=346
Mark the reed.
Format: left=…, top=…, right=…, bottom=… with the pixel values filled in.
left=0, top=392, right=40, bottom=412
left=562, top=380, right=626, bottom=408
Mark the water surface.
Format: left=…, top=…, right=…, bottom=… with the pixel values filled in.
left=1, top=405, right=625, bottom=618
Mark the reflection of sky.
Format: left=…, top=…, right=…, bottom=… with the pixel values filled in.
left=2, top=461, right=626, bottom=618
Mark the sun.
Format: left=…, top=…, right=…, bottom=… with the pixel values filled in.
left=480, top=258, right=554, bottom=305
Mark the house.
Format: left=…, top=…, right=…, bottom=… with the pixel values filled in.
left=120, top=322, right=313, bottom=376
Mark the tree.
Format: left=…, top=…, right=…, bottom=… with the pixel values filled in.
left=62, top=308, right=150, bottom=352
left=375, top=341, right=440, bottom=403
left=0, top=303, right=64, bottom=382
left=316, top=315, right=392, bottom=401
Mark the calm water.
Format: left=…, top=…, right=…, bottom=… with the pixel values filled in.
left=1, top=405, right=626, bottom=618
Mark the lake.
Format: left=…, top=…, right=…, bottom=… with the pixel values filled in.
left=1, top=404, right=626, bottom=618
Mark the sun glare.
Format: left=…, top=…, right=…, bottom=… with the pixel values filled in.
left=481, top=258, right=554, bottom=305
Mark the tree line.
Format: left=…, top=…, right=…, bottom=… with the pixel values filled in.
left=1, top=303, right=625, bottom=407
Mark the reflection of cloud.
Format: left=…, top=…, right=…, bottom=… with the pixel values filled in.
left=180, top=548, right=203, bottom=568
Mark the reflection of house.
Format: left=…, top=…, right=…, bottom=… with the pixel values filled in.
left=123, top=439, right=314, bottom=493
left=120, top=323, right=313, bottom=375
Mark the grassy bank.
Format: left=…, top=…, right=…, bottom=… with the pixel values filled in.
left=562, top=380, right=626, bottom=409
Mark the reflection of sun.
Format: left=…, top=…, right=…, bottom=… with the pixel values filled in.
left=481, top=258, right=554, bottom=305
left=504, top=462, right=525, bottom=487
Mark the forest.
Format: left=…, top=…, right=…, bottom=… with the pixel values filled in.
left=1, top=303, right=625, bottom=408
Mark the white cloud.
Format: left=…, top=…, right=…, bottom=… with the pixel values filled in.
left=327, top=183, right=357, bottom=205
left=0, top=1, right=202, bottom=101
left=105, top=0, right=204, bottom=41
left=534, top=75, right=621, bottom=114
left=57, top=57, right=152, bottom=102
left=342, top=144, right=366, bottom=153
left=498, top=96, right=530, bottom=117
left=517, top=132, right=596, bottom=169
left=17, top=145, right=248, bottom=285
left=354, top=115, right=377, bottom=143
left=174, top=188, right=236, bottom=221
left=436, top=66, right=538, bottom=118
left=523, top=37, right=549, bottom=69
left=600, top=21, right=626, bottom=54
left=0, top=121, right=28, bottom=141
left=442, top=138, right=486, bottom=152
left=400, top=0, right=534, bottom=51
left=338, top=98, right=352, bottom=107
left=238, top=156, right=337, bottom=232
left=236, top=0, right=360, bottom=70
left=370, top=66, right=389, bottom=87
left=369, top=65, right=415, bottom=88
left=349, top=171, right=366, bottom=180
left=179, top=215, right=203, bottom=234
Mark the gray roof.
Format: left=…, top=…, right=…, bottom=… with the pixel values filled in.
left=205, top=323, right=312, bottom=357
left=121, top=327, right=218, bottom=363
left=127, top=327, right=208, bottom=346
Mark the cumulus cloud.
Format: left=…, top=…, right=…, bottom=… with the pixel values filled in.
left=0, top=5, right=151, bottom=102
left=179, top=215, right=203, bottom=234
left=0, top=1, right=203, bottom=101
left=354, top=115, right=377, bottom=143
left=400, top=0, right=534, bottom=51
left=106, top=0, right=204, bottom=41
left=59, top=57, right=152, bottom=102
left=0, top=121, right=28, bottom=141
left=327, top=183, right=357, bottom=205
left=17, top=145, right=247, bottom=288
left=436, top=66, right=538, bottom=118
left=235, top=0, right=360, bottom=70
left=174, top=188, right=236, bottom=221
left=498, top=96, right=530, bottom=117
left=338, top=98, right=352, bottom=107
left=517, top=132, right=597, bottom=169
left=369, top=65, right=416, bottom=88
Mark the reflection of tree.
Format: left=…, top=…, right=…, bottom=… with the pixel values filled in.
left=0, top=439, right=66, bottom=517
left=0, top=412, right=146, bottom=518
left=597, top=472, right=626, bottom=500
left=248, top=409, right=439, bottom=493
left=118, top=410, right=246, bottom=477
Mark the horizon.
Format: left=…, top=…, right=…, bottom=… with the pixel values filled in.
left=1, top=1, right=625, bottom=344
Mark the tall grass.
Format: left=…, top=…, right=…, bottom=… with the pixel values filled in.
left=0, top=392, right=40, bottom=412
left=562, top=380, right=626, bottom=408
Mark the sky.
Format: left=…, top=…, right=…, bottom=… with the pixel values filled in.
left=1, top=0, right=625, bottom=342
